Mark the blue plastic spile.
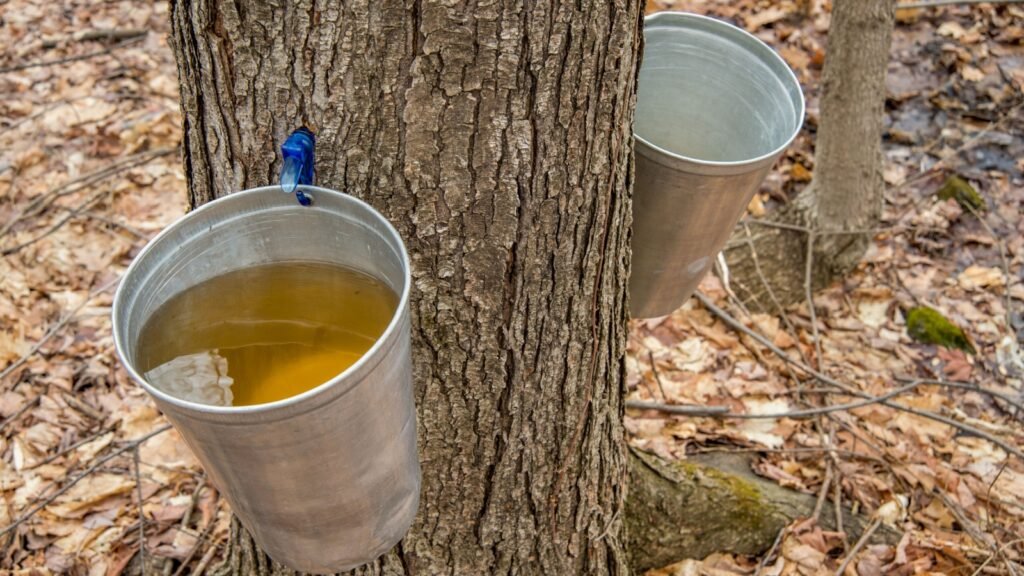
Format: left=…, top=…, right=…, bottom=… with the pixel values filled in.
left=280, top=127, right=315, bottom=205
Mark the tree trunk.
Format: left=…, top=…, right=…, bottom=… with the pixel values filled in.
left=169, top=1, right=642, bottom=574
left=724, top=0, right=896, bottom=309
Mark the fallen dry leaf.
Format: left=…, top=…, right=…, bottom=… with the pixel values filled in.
left=957, top=265, right=1005, bottom=290
left=47, top=473, right=134, bottom=519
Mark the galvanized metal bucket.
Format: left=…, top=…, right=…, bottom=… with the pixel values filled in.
left=630, top=12, right=805, bottom=318
left=112, top=186, right=420, bottom=573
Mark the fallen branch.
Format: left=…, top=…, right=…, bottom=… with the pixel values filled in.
left=0, top=147, right=175, bottom=239
left=625, top=381, right=922, bottom=419
left=1, top=188, right=107, bottom=256
left=898, top=0, right=1024, bottom=7
left=0, top=35, right=146, bottom=74
left=895, top=377, right=1024, bottom=419
left=40, top=29, right=147, bottom=49
left=693, top=292, right=1024, bottom=463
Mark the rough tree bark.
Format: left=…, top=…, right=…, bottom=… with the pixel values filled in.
left=169, top=0, right=642, bottom=574
left=724, top=0, right=896, bottom=309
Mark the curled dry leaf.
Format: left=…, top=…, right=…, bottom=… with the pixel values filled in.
left=957, top=265, right=1005, bottom=290
left=47, top=473, right=134, bottom=519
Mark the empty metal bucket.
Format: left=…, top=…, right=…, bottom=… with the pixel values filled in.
left=112, top=186, right=420, bottom=573
left=630, top=12, right=805, bottom=318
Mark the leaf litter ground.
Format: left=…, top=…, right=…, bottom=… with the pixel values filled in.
left=0, top=0, right=1022, bottom=574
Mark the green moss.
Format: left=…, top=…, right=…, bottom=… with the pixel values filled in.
left=937, top=175, right=986, bottom=213
left=674, top=461, right=771, bottom=533
left=906, top=306, right=975, bottom=354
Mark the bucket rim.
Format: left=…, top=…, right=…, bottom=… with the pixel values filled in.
left=111, top=185, right=413, bottom=416
left=635, top=11, right=806, bottom=171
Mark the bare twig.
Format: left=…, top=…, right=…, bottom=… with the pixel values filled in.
left=0, top=276, right=120, bottom=385
left=813, top=460, right=834, bottom=522
left=971, top=539, right=1024, bottom=576
left=898, top=0, right=1024, bottom=8
left=75, top=209, right=150, bottom=240
left=895, top=377, right=1024, bottom=419
left=834, top=518, right=880, bottom=576
left=625, top=400, right=729, bottom=416
left=647, top=351, right=668, bottom=401
left=754, top=526, right=787, bottom=576
left=833, top=464, right=846, bottom=546
left=937, top=490, right=1022, bottom=576
left=2, top=187, right=107, bottom=256
left=962, top=202, right=1015, bottom=340
left=0, top=147, right=175, bottom=239
left=191, top=542, right=221, bottom=576
left=30, top=425, right=116, bottom=469
left=40, top=28, right=147, bottom=49
left=0, top=35, right=145, bottom=74
left=0, top=395, right=41, bottom=433
left=0, top=425, right=171, bottom=539
left=171, top=516, right=218, bottom=576
left=694, top=292, right=1024, bottom=462
left=804, top=232, right=824, bottom=370
left=134, top=445, right=148, bottom=576
left=625, top=380, right=922, bottom=419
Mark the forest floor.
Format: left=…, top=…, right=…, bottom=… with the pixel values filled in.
left=0, top=0, right=1022, bottom=574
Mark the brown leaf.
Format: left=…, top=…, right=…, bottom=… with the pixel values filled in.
left=790, top=163, right=812, bottom=182
left=47, top=473, right=134, bottom=519
left=744, top=7, right=790, bottom=31
left=957, top=265, right=1005, bottom=290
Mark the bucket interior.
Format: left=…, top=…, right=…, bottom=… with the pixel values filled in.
left=113, top=186, right=408, bottom=401
left=635, top=13, right=803, bottom=164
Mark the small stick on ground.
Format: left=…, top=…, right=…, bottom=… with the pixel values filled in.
left=0, top=35, right=146, bottom=74
left=804, top=232, right=825, bottom=370
left=191, top=542, right=221, bottom=576
left=40, top=28, right=147, bottom=49
left=0, top=396, right=41, bottom=433
left=813, top=459, right=834, bottom=522
left=693, top=292, right=1024, bottom=463
left=833, top=465, right=846, bottom=548
left=834, top=518, right=880, bottom=576
left=626, top=380, right=922, bottom=419
left=171, top=506, right=219, bottom=576
left=2, top=188, right=107, bottom=256
left=30, top=425, right=116, bottom=469
left=754, top=526, right=787, bottom=576
left=898, top=0, right=1024, bottom=8
left=647, top=350, right=668, bottom=402
left=134, top=445, right=148, bottom=576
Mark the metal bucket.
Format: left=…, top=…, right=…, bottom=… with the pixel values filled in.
left=112, top=186, right=419, bottom=573
left=629, top=12, right=805, bottom=318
